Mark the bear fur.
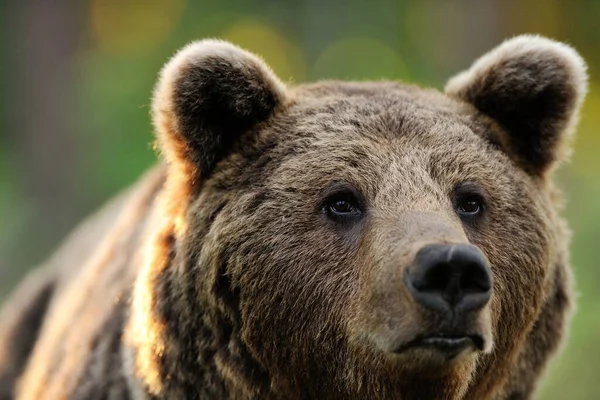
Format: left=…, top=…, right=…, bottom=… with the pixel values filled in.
left=0, top=35, right=587, bottom=399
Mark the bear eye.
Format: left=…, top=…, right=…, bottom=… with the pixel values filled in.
left=329, top=199, right=358, bottom=215
left=453, top=182, right=487, bottom=220
left=321, top=183, right=364, bottom=223
left=457, top=198, right=482, bottom=215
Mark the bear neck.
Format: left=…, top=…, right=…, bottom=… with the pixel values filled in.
left=124, top=210, right=271, bottom=399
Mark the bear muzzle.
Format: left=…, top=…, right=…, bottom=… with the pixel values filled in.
left=358, top=234, right=494, bottom=365
left=393, top=243, right=492, bottom=358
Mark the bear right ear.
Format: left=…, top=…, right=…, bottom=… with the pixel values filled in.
left=445, top=35, right=587, bottom=176
left=152, top=39, right=287, bottom=182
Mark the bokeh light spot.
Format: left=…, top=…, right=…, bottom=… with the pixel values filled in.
left=312, top=38, right=409, bottom=81
left=221, top=20, right=306, bottom=82
left=90, top=0, right=186, bottom=55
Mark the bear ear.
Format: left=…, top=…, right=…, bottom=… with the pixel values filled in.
left=445, top=35, right=588, bottom=176
left=152, top=39, right=287, bottom=181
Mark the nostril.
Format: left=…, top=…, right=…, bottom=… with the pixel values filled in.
left=406, top=243, right=492, bottom=313
left=460, top=261, right=492, bottom=294
left=419, top=262, right=452, bottom=293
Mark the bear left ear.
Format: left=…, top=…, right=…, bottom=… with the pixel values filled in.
left=152, top=39, right=287, bottom=182
left=445, top=35, right=588, bottom=176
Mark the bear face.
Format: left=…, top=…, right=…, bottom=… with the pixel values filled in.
left=124, top=37, right=586, bottom=399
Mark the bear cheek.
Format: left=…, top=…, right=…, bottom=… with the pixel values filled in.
left=476, top=210, right=553, bottom=358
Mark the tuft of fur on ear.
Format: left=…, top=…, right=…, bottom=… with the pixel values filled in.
left=445, top=35, right=588, bottom=175
left=152, top=39, right=287, bottom=181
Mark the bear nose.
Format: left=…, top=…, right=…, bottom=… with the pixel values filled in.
left=405, top=243, right=492, bottom=313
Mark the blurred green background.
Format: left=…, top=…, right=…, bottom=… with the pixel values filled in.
left=0, top=0, right=598, bottom=397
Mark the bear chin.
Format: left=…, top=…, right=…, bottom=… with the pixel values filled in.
left=405, top=351, right=477, bottom=374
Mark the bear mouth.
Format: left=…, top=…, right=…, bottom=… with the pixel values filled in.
left=394, top=334, right=484, bottom=358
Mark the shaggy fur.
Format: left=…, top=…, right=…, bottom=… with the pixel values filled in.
left=0, top=35, right=587, bottom=399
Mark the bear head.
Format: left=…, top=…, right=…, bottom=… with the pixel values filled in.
left=127, top=36, right=587, bottom=399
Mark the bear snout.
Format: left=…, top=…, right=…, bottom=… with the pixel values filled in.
left=359, top=240, right=494, bottom=363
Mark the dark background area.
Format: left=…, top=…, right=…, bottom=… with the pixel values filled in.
left=1, top=1, right=599, bottom=397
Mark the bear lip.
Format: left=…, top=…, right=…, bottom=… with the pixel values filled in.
left=393, top=334, right=484, bottom=356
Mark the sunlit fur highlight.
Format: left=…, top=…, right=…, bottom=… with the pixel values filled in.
left=13, top=168, right=164, bottom=399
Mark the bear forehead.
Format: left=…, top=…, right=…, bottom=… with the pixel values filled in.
left=293, top=81, right=478, bottom=120
left=260, top=81, right=505, bottom=174
left=281, top=81, right=494, bottom=149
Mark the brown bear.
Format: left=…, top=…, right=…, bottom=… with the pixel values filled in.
left=0, top=34, right=588, bottom=399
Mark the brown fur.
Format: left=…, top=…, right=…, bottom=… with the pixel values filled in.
left=0, top=36, right=587, bottom=399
